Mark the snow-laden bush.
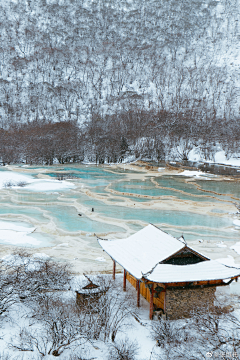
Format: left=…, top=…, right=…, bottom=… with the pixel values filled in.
left=107, top=338, right=139, bottom=360
left=150, top=307, right=240, bottom=360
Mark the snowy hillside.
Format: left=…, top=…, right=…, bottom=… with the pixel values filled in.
left=0, top=0, right=239, bottom=164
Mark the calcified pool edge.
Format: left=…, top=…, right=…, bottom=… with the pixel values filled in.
left=0, top=163, right=239, bottom=274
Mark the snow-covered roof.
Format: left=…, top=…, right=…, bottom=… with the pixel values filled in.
left=99, top=224, right=188, bottom=279
left=144, top=260, right=240, bottom=283
left=98, top=224, right=240, bottom=282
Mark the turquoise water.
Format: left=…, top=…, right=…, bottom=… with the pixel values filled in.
left=196, top=179, right=240, bottom=199
left=14, top=192, right=61, bottom=203
left=210, top=209, right=227, bottom=214
left=0, top=205, right=48, bottom=222
left=155, top=176, right=202, bottom=193
left=47, top=165, right=125, bottom=180
left=107, top=198, right=125, bottom=202
left=164, top=227, right=238, bottom=242
left=88, top=185, right=151, bottom=202
left=29, top=232, right=54, bottom=247
left=110, top=179, right=231, bottom=203
left=77, top=196, right=233, bottom=229
left=0, top=165, right=239, bottom=245
left=39, top=204, right=123, bottom=233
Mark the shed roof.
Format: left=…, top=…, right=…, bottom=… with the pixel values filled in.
left=98, top=224, right=240, bottom=282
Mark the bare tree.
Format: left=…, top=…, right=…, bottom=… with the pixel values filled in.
left=107, top=337, right=139, bottom=360
left=11, top=297, right=95, bottom=357
left=74, top=274, right=138, bottom=342
left=150, top=307, right=240, bottom=360
left=0, top=260, right=18, bottom=322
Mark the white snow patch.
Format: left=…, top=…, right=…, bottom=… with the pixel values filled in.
left=230, top=282, right=240, bottom=295
left=0, top=229, right=41, bottom=246
left=233, top=219, right=240, bottom=227
left=95, top=257, right=106, bottom=262
left=0, top=170, right=75, bottom=192
left=0, top=171, right=33, bottom=189
left=0, top=220, right=40, bottom=246
left=23, top=179, right=75, bottom=192
left=216, top=242, right=227, bottom=248
left=177, top=170, right=207, bottom=178
left=122, top=155, right=136, bottom=163
left=0, top=220, right=35, bottom=233
left=214, top=151, right=240, bottom=167
left=32, top=253, right=50, bottom=260
left=188, top=148, right=240, bottom=167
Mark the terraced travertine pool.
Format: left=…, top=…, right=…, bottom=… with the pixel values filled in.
left=0, top=164, right=239, bottom=250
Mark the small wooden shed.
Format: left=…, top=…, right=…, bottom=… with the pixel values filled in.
left=76, top=274, right=103, bottom=309
left=98, top=224, right=240, bottom=319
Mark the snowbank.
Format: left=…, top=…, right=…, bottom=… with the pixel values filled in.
left=214, top=151, right=240, bottom=167
left=233, top=219, right=240, bottom=227
left=0, top=220, right=35, bottom=233
left=32, top=253, right=50, bottom=260
left=23, top=179, right=75, bottom=192
left=0, top=170, right=75, bottom=192
left=0, top=171, right=33, bottom=188
left=216, top=242, right=227, bottom=248
left=95, top=257, right=106, bottom=262
left=0, top=230, right=40, bottom=246
left=177, top=170, right=209, bottom=178
left=0, top=220, right=40, bottom=246
left=188, top=149, right=240, bottom=168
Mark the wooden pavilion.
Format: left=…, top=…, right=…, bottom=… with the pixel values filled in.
left=98, top=224, right=240, bottom=319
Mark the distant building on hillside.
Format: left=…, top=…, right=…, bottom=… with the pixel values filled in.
left=98, top=224, right=240, bottom=320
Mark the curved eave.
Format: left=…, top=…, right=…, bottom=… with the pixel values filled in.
left=142, top=260, right=240, bottom=284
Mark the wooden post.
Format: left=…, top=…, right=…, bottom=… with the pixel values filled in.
left=113, top=260, right=116, bottom=280
left=137, top=280, right=140, bottom=307
left=123, top=269, right=126, bottom=291
left=149, top=284, right=154, bottom=320
left=163, top=290, right=166, bottom=313
left=163, top=285, right=167, bottom=313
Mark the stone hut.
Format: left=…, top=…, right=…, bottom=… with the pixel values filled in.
left=98, top=224, right=240, bottom=320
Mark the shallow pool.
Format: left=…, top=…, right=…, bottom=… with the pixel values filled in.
left=0, top=165, right=239, bottom=246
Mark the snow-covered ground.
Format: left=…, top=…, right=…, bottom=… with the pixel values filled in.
left=0, top=272, right=155, bottom=360
left=1, top=269, right=240, bottom=359
left=177, top=169, right=213, bottom=178
left=0, top=220, right=40, bottom=246
left=0, top=170, right=75, bottom=192
left=188, top=149, right=240, bottom=168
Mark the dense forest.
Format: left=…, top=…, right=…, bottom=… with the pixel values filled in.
left=0, top=0, right=239, bottom=164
